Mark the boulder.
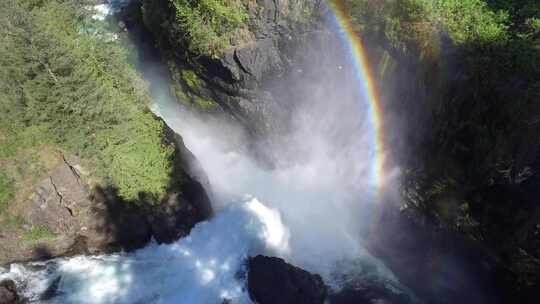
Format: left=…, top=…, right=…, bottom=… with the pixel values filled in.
left=234, top=39, right=283, bottom=82
left=247, top=255, right=327, bottom=304
left=0, top=280, right=19, bottom=304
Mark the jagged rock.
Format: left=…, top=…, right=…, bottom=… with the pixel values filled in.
left=0, top=279, right=19, bottom=304
left=247, top=255, right=327, bottom=304
left=234, top=39, right=283, bottom=82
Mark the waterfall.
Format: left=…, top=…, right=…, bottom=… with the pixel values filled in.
left=0, top=2, right=413, bottom=303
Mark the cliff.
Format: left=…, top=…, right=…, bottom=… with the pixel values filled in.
left=0, top=122, right=212, bottom=265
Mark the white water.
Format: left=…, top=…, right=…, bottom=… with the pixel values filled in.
left=0, top=2, right=413, bottom=303
left=1, top=198, right=290, bottom=303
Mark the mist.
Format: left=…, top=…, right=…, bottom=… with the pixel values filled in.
left=0, top=3, right=408, bottom=301
left=148, top=16, right=400, bottom=286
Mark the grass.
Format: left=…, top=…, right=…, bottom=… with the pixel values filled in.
left=0, top=171, right=14, bottom=212
left=193, top=95, right=218, bottom=111
left=339, top=0, right=511, bottom=55
left=23, top=225, right=56, bottom=244
left=1, top=215, right=25, bottom=230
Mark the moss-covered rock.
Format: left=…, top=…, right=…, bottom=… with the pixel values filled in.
left=0, top=120, right=212, bottom=265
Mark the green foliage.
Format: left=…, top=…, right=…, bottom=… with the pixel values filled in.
left=168, top=0, right=249, bottom=56
left=0, top=125, right=51, bottom=158
left=343, top=0, right=539, bottom=204
left=341, top=0, right=431, bottom=51
left=0, top=171, right=15, bottom=211
left=23, top=225, right=56, bottom=243
left=102, top=116, right=174, bottom=200
left=433, top=0, right=509, bottom=45
left=181, top=69, right=204, bottom=90
left=193, top=95, right=218, bottom=111
left=167, top=63, right=218, bottom=112
left=0, top=0, right=173, bottom=201
left=341, top=0, right=511, bottom=53
left=342, top=0, right=538, bottom=76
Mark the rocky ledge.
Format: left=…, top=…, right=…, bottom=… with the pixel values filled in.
left=247, top=255, right=327, bottom=304
left=0, top=122, right=212, bottom=265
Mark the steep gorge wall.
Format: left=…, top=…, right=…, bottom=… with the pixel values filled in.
left=136, top=0, right=327, bottom=160
left=359, top=10, right=540, bottom=304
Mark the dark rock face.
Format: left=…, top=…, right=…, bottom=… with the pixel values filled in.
left=234, top=39, right=283, bottom=83
left=369, top=195, right=539, bottom=304
left=0, top=280, right=19, bottom=304
left=247, top=255, right=327, bottom=304
left=360, top=16, right=540, bottom=303
left=0, top=119, right=212, bottom=264
left=138, top=0, right=324, bottom=149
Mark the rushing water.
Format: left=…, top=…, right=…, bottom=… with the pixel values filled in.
left=0, top=2, right=415, bottom=303
left=0, top=198, right=289, bottom=303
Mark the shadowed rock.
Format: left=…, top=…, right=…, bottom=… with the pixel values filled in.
left=0, top=279, right=19, bottom=304
left=247, top=255, right=327, bottom=304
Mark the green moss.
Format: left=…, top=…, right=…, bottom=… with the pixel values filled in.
left=181, top=69, right=204, bottom=91
left=171, top=81, right=189, bottom=102
left=193, top=95, right=218, bottom=111
left=167, top=63, right=218, bottom=112
left=23, top=225, right=56, bottom=244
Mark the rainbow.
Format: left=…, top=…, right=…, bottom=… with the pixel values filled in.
left=326, top=0, right=386, bottom=195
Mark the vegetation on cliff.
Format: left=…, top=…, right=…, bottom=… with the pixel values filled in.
left=341, top=0, right=539, bottom=202
left=168, top=0, right=249, bottom=56
left=340, top=0, right=540, bottom=296
left=0, top=0, right=173, bottom=204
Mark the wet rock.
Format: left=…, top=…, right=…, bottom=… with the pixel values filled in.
left=40, top=276, right=61, bottom=301
left=0, top=279, right=19, bottom=304
left=247, top=255, right=327, bottom=304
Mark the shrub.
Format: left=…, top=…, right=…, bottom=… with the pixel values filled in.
left=0, top=171, right=14, bottom=211
left=0, top=0, right=173, bottom=201
left=433, top=0, right=509, bottom=45
left=169, top=0, right=249, bottom=56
